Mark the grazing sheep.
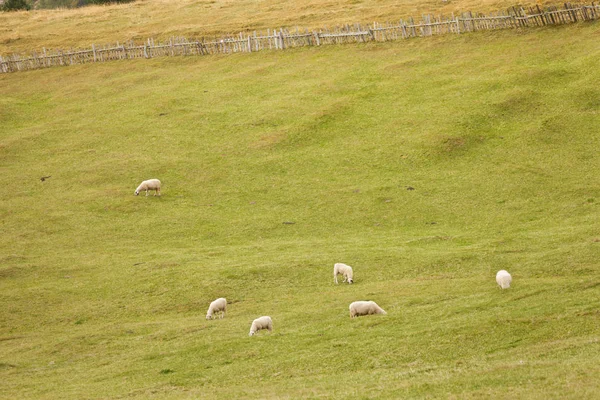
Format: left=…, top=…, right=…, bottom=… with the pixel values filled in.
left=249, top=316, right=273, bottom=336
left=349, top=301, right=387, bottom=318
left=334, top=263, right=354, bottom=284
left=134, top=179, right=161, bottom=196
left=496, top=270, right=512, bottom=289
left=206, top=297, right=227, bottom=320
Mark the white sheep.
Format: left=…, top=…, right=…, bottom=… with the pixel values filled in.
left=334, top=263, right=354, bottom=284
left=349, top=301, right=387, bottom=318
left=134, top=179, right=161, bottom=196
left=206, top=297, right=227, bottom=320
left=496, top=270, right=512, bottom=289
left=249, top=316, right=273, bottom=336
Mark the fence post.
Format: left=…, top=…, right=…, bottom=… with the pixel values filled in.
left=367, top=27, right=375, bottom=41
left=279, top=30, right=285, bottom=49
left=455, top=17, right=461, bottom=33
left=247, top=35, right=252, bottom=52
left=519, top=7, right=527, bottom=27
left=565, top=3, right=575, bottom=22
left=581, top=4, right=589, bottom=20
left=314, top=31, right=320, bottom=46
left=536, top=5, right=546, bottom=25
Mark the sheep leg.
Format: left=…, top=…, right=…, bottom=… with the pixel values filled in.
left=145, top=189, right=149, bottom=196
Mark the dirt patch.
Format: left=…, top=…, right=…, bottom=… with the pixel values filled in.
left=442, top=136, right=467, bottom=152
left=250, top=132, right=286, bottom=149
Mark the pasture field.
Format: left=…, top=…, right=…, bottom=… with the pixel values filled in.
left=0, top=0, right=568, bottom=54
left=1, top=8, right=600, bottom=400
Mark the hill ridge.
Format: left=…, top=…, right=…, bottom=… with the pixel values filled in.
left=2, top=2, right=599, bottom=73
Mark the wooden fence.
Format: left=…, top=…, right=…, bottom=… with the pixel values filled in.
left=1, top=2, right=599, bottom=73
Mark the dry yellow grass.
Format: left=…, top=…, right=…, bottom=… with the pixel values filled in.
left=0, top=0, right=574, bottom=54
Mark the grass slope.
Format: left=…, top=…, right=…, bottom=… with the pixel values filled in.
left=0, top=0, right=569, bottom=54
left=1, top=23, right=600, bottom=399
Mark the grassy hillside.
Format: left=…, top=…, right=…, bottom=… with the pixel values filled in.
left=1, top=10, right=600, bottom=400
left=0, top=0, right=567, bottom=54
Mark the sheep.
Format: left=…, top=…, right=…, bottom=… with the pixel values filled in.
left=134, top=179, right=161, bottom=196
left=206, top=297, right=227, bottom=320
left=496, top=270, right=512, bottom=289
left=349, top=301, right=387, bottom=318
left=334, top=263, right=354, bottom=284
left=249, top=316, right=273, bottom=336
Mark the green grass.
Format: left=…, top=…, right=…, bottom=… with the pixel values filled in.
left=1, top=23, right=600, bottom=399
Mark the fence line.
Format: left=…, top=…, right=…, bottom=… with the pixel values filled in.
left=1, top=2, right=599, bottom=73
